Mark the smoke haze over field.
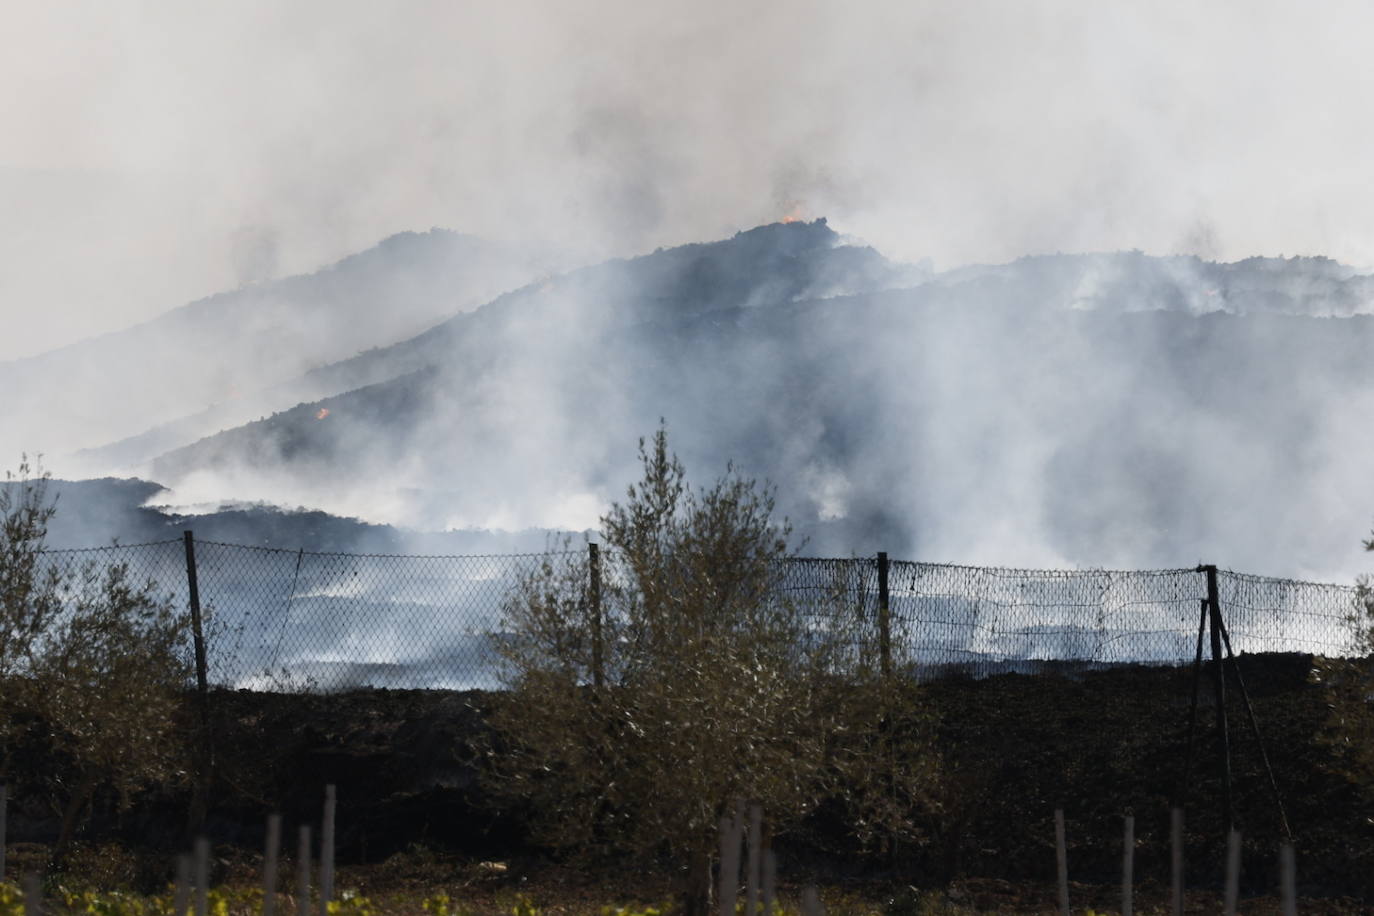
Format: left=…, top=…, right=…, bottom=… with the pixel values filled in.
left=5, top=2, right=1374, bottom=359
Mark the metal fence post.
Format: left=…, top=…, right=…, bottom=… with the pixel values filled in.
left=183, top=531, right=212, bottom=834
left=184, top=531, right=210, bottom=697
left=589, top=543, right=603, bottom=688
left=1204, top=564, right=1234, bottom=831
left=877, top=552, right=891, bottom=680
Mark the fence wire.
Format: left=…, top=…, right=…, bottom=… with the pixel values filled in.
left=29, top=540, right=1368, bottom=691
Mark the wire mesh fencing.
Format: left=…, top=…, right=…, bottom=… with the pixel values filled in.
left=783, top=559, right=1364, bottom=680
left=190, top=541, right=567, bottom=691
left=27, top=538, right=194, bottom=671
left=29, top=538, right=1369, bottom=691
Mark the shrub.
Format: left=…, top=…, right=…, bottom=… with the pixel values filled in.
left=0, top=458, right=191, bottom=865
left=487, top=427, right=938, bottom=916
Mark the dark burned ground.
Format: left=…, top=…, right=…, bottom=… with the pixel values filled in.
left=10, top=653, right=1373, bottom=908
left=912, top=654, right=1372, bottom=899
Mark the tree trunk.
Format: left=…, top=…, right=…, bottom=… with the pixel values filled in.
left=681, top=846, right=713, bottom=916
left=51, top=772, right=98, bottom=870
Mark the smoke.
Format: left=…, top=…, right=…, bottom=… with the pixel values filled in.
left=6, top=1, right=1374, bottom=587
left=93, top=220, right=1371, bottom=587
left=230, top=225, right=280, bottom=288
left=5, top=2, right=1374, bottom=361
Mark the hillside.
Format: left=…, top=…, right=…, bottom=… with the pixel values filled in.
left=0, top=229, right=549, bottom=462
left=145, top=234, right=1374, bottom=579
left=17, top=221, right=1374, bottom=579
left=936, top=250, right=1374, bottom=316
left=69, top=220, right=909, bottom=475
left=10, top=476, right=556, bottom=554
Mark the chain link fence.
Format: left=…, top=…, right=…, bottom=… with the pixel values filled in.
left=32, top=538, right=1367, bottom=692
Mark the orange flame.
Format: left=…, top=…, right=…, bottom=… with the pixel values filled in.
left=780, top=201, right=805, bottom=224
left=315, top=408, right=330, bottom=420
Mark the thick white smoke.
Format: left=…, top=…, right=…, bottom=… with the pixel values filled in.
left=5, top=0, right=1374, bottom=589
left=5, top=1, right=1374, bottom=360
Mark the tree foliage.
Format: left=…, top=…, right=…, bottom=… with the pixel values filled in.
left=0, top=458, right=191, bottom=861
left=0, top=458, right=62, bottom=681
left=1312, top=527, right=1374, bottom=804
left=486, top=428, right=938, bottom=914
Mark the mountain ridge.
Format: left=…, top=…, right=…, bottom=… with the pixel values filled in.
left=0, top=228, right=551, bottom=462
left=75, top=220, right=912, bottom=473
left=18, top=221, right=1374, bottom=580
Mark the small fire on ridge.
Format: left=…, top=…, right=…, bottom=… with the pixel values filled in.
left=315, top=408, right=330, bottom=420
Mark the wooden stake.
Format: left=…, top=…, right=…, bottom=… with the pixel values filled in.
left=1170, top=807, right=1184, bottom=916
left=1280, top=842, right=1296, bottom=916
left=193, top=837, right=210, bottom=916
left=1223, top=828, right=1241, bottom=916
left=761, top=849, right=776, bottom=916
left=264, top=814, right=282, bottom=916
left=21, top=873, right=40, bottom=916
left=800, top=886, right=823, bottom=916
left=718, top=812, right=741, bottom=916
left=1054, top=809, right=1069, bottom=916
left=297, top=826, right=312, bottom=916
left=319, top=786, right=336, bottom=916
left=173, top=854, right=191, bottom=916
left=745, top=804, right=762, bottom=916
left=1121, top=815, right=1134, bottom=916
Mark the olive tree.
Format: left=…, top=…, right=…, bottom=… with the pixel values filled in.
left=0, top=459, right=62, bottom=682
left=487, top=428, right=937, bottom=915
left=0, top=459, right=190, bottom=865
left=0, top=459, right=64, bottom=777
left=1311, top=524, right=1374, bottom=813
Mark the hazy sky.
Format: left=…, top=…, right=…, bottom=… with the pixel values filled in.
left=3, top=1, right=1371, bottom=361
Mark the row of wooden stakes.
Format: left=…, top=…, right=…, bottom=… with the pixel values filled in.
left=718, top=802, right=834, bottom=916
left=0, top=788, right=1307, bottom=916
left=1052, top=807, right=1298, bottom=916
left=715, top=804, right=1303, bottom=916
left=0, top=784, right=339, bottom=916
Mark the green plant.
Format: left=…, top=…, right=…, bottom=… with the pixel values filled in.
left=60, top=887, right=158, bottom=916
left=327, top=889, right=378, bottom=916
left=49, top=842, right=142, bottom=894
left=35, top=560, right=191, bottom=863
left=423, top=893, right=475, bottom=916
left=600, top=905, right=666, bottom=916
left=1314, top=538, right=1374, bottom=797
left=0, top=458, right=63, bottom=781
left=0, top=882, right=22, bottom=916
left=881, top=887, right=981, bottom=916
